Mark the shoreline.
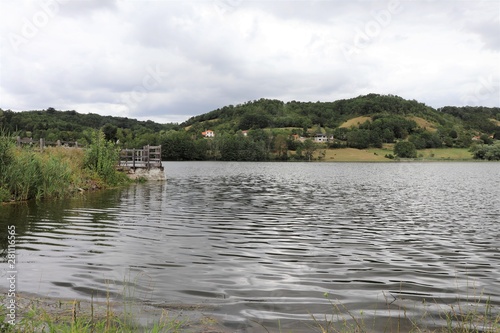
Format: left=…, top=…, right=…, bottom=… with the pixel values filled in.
left=0, top=287, right=231, bottom=332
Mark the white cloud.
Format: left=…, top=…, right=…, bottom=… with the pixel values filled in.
left=0, top=0, right=498, bottom=123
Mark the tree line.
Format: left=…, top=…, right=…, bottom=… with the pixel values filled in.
left=1, top=94, right=499, bottom=161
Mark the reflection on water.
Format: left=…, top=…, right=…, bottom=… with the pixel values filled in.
left=1, top=162, right=500, bottom=332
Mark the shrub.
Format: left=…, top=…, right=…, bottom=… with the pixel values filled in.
left=84, top=130, right=128, bottom=186
left=471, top=142, right=500, bottom=161
left=0, top=133, right=14, bottom=179
left=394, top=141, right=417, bottom=158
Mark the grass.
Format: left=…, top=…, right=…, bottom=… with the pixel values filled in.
left=3, top=287, right=498, bottom=333
left=0, top=131, right=132, bottom=203
left=339, top=116, right=372, bottom=129
left=490, top=119, right=500, bottom=127
left=319, top=148, right=389, bottom=162
left=417, top=148, right=473, bottom=160
left=0, top=294, right=188, bottom=333
left=314, top=147, right=473, bottom=162
left=338, top=116, right=439, bottom=133
left=0, top=282, right=228, bottom=333
left=407, top=116, right=438, bottom=132
left=309, top=291, right=500, bottom=333
left=0, top=271, right=221, bottom=333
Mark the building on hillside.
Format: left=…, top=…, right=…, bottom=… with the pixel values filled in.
left=202, top=130, right=215, bottom=138
left=313, top=133, right=334, bottom=143
left=242, top=130, right=248, bottom=136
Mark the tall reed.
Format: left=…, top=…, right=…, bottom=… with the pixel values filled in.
left=0, top=130, right=129, bottom=203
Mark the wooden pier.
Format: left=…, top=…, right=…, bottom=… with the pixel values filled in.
left=119, top=145, right=163, bottom=170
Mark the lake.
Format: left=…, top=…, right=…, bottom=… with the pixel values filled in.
left=1, top=162, right=499, bottom=332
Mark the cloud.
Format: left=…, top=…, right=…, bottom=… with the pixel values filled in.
left=0, top=0, right=498, bottom=123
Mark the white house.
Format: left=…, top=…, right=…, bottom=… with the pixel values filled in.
left=202, top=130, right=215, bottom=138
left=313, top=133, right=333, bottom=143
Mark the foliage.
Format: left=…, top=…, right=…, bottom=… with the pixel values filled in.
left=409, top=131, right=443, bottom=149
left=160, top=130, right=207, bottom=161
left=0, top=107, right=177, bottom=149
left=0, top=146, right=76, bottom=201
left=84, top=130, right=127, bottom=186
left=440, top=106, right=500, bottom=133
left=183, top=94, right=435, bottom=129
left=394, top=141, right=418, bottom=158
left=2, top=95, right=499, bottom=162
left=0, top=132, right=15, bottom=186
left=346, top=129, right=371, bottom=149
left=0, top=130, right=130, bottom=203
left=0, top=294, right=188, bottom=333
left=470, top=142, right=500, bottom=161
left=300, top=139, right=317, bottom=161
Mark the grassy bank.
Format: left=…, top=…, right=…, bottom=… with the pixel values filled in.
left=1, top=291, right=498, bottom=333
left=0, top=131, right=130, bottom=203
left=0, top=291, right=227, bottom=333
left=318, top=147, right=473, bottom=162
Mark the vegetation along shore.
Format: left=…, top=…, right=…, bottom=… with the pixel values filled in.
left=1, top=287, right=499, bottom=332
left=1, top=93, right=499, bottom=203
left=0, top=130, right=131, bottom=203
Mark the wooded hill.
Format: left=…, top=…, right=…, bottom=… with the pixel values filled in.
left=183, top=94, right=500, bottom=134
left=1, top=94, right=499, bottom=161
left=0, top=107, right=177, bottom=148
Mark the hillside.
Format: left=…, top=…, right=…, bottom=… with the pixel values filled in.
left=2, top=94, right=499, bottom=161
left=182, top=94, right=499, bottom=135
left=0, top=107, right=178, bottom=148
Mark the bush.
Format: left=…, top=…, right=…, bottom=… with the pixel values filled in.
left=471, top=142, right=500, bottom=160
left=0, top=133, right=14, bottom=178
left=0, top=186, right=10, bottom=202
left=7, top=151, right=43, bottom=201
left=394, top=141, right=417, bottom=158
left=84, top=130, right=128, bottom=186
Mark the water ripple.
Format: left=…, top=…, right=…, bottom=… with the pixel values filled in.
left=1, top=162, right=499, bottom=332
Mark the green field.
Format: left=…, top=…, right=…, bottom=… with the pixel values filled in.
left=316, top=147, right=473, bottom=162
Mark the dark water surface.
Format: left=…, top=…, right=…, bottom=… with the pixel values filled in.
left=1, top=162, right=500, bottom=332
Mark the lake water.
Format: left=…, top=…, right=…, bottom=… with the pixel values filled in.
left=1, top=162, right=500, bottom=332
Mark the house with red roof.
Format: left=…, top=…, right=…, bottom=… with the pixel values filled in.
left=202, top=130, right=215, bottom=138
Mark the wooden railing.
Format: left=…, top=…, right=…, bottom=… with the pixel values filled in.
left=119, top=145, right=162, bottom=170
left=16, top=137, right=80, bottom=148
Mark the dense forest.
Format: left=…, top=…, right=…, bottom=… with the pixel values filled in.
left=1, top=94, right=499, bottom=161
left=0, top=107, right=178, bottom=148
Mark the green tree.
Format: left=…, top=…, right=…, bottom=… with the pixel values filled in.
left=84, top=130, right=123, bottom=185
left=238, top=110, right=271, bottom=130
left=102, top=123, right=118, bottom=142
left=394, top=141, right=417, bottom=158
left=302, top=139, right=317, bottom=161
left=471, top=142, right=500, bottom=160
left=480, top=134, right=493, bottom=145
left=273, top=134, right=288, bottom=160
left=347, top=129, right=370, bottom=149
left=0, top=134, right=14, bottom=176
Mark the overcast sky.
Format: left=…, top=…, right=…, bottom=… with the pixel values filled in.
left=0, top=0, right=499, bottom=124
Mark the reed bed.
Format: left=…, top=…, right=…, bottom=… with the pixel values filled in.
left=0, top=131, right=130, bottom=203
